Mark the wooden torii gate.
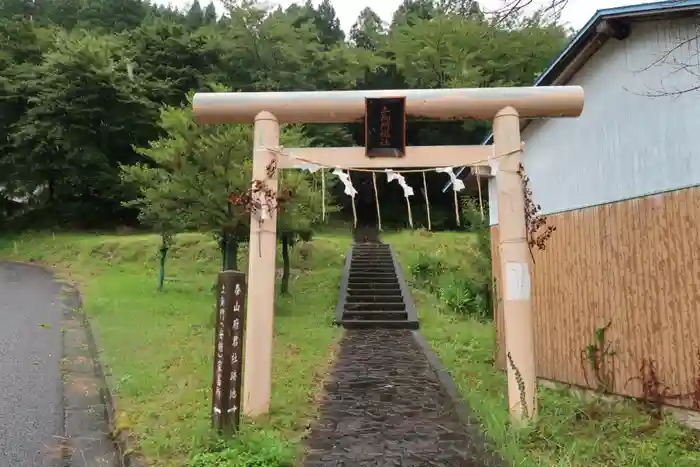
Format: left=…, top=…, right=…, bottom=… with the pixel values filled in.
left=192, top=87, right=585, bottom=425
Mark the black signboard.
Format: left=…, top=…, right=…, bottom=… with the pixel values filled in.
left=365, top=97, right=406, bottom=158
left=211, top=270, right=246, bottom=433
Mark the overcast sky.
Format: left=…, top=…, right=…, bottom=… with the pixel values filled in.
left=153, top=0, right=658, bottom=32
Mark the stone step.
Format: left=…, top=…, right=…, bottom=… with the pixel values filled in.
left=351, top=258, right=393, bottom=262
left=348, top=277, right=399, bottom=285
left=349, top=268, right=395, bottom=275
left=349, top=269, right=395, bottom=275
left=348, top=284, right=402, bottom=297
left=349, top=271, right=397, bottom=277
left=346, top=295, right=405, bottom=304
left=350, top=258, right=394, bottom=268
left=345, top=302, right=406, bottom=312
left=349, top=267, right=396, bottom=276
left=350, top=261, right=394, bottom=271
left=340, top=319, right=419, bottom=330
left=347, top=282, right=401, bottom=290
left=342, top=310, right=408, bottom=321
left=351, top=257, right=393, bottom=263
left=347, top=296, right=402, bottom=304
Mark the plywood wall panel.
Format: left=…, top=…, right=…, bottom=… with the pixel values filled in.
left=491, top=186, right=700, bottom=408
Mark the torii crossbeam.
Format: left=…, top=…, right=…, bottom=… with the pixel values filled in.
left=192, top=86, right=585, bottom=425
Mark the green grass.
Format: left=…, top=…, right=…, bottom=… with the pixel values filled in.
left=387, top=229, right=700, bottom=467
left=2, top=228, right=699, bottom=466
left=0, top=231, right=345, bottom=466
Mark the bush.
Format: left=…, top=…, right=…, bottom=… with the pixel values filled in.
left=409, top=251, right=445, bottom=292
left=406, top=196, right=495, bottom=320
left=436, top=273, right=492, bottom=320
left=189, top=430, right=294, bottom=467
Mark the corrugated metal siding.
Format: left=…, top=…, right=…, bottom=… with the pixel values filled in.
left=491, top=186, right=700, bottom=407
left=490, top=17, right=700, bottom=225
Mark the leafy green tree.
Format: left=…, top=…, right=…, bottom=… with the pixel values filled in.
left=7, top=30, right=158, bottom=227
left=128, top=92, right=333, bottom=282
left=128, top=93, right=251, bottom=271
left=127, top=20, right=223, bottom=106
left=0, top=0, right=571, bottom=231
left=0, top=17, right=47, bottom=194
left=84, top=0, right=149, bottom=33
left=350, top=7, right=386, bottom=51
left=203, top=1, right=217, bottom=24
left=186, top=0, right=204, bottom=29
left=120, top=164, right=186, bottom=290
left=274, top=126, right=338, bottom=294
left=391, top=0, right=437, bottom=27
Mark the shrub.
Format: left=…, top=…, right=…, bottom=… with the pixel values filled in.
left=189, top=430, right=294, bottom=467
left=406, top=196, right=496, bottom=320
left=409, top=251, right=445, bottom=293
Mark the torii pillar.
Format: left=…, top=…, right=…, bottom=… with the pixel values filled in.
left=193, top=87, right=584, bottom=424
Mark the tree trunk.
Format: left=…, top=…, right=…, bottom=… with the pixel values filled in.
left=48, top=176, right=55, bottom=202
left=280, top=232, right=291, bottom=295
left=158, top=246, right=168, bottom=291
left=221, top=231, right=239, bottom=271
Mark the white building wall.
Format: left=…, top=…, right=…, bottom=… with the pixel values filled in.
left=490, top=17, right=700, bottom=226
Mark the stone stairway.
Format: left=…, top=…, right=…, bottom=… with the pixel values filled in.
left=337, top=239, right=418, bottom=330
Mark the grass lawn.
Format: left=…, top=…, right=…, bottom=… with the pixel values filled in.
left=1, top=228, right=699, bottom=466
left=387, top=229, right=700, bottom=467
left=0, top=231, right=346, bottom=466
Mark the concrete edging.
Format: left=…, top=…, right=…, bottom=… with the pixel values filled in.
left=60, top=283, right=148, bottom=467
left=388, top=244, right=419, bottom=327
left=410, top=330, right=508, bottom=467
left=334, top=245, right=354, bottom=325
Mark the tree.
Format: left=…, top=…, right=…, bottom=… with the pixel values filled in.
left=186, top=0, right=204, bottom=29
left=284, top=0, right=344, bottom=48
left=128, top=92, right=251, bottom=272
left=391, top=0, right=437, bottom=27
left=6, top=30, right=158, bottom=227
left=128, top=91, right=333, bottom=284
left=349, top=7, right=386, bottom=51
left=203, top=1, right=217, bottom=23
left=486, top=0, right=569, bottom=25
left=437, top=0, right=484, bottom=19
left=0, top=0, right=575, bottom=231
left=120, top=164, right=186, bottom=290
left=0, top=17, right=46, bottom=195
left=273, top=126, right=338, bottom=295
left=127, top=20, right=223, bottom=107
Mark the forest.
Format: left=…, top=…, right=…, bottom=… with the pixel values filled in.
left=0, top=0, right=570, bottom=241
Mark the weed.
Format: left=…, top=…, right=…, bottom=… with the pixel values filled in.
left=507, top=351, right=529, bottom=421
left=436, top=273, right=491, bottom=320
left=627, top=358, right=684, bottom=422
left=518, top=163, right=555, bottom=260
left=189, top=430, right=294, bottom=467
left=580, top=320, right=616, bottom=394
left=409, top=251, right=445, bottom=292
left=406, top=199, right=495, bottom=320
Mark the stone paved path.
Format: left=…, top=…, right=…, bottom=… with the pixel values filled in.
left=303, top=329, right=506, bottom=467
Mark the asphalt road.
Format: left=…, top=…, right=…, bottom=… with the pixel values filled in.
left=0, top=262, right=64, bottom=467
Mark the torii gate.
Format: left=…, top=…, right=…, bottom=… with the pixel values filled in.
left=192, top=87, right=584, bottom=425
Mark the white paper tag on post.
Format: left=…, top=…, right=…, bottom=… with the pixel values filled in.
left=505, top=262, right=531, bottom=301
